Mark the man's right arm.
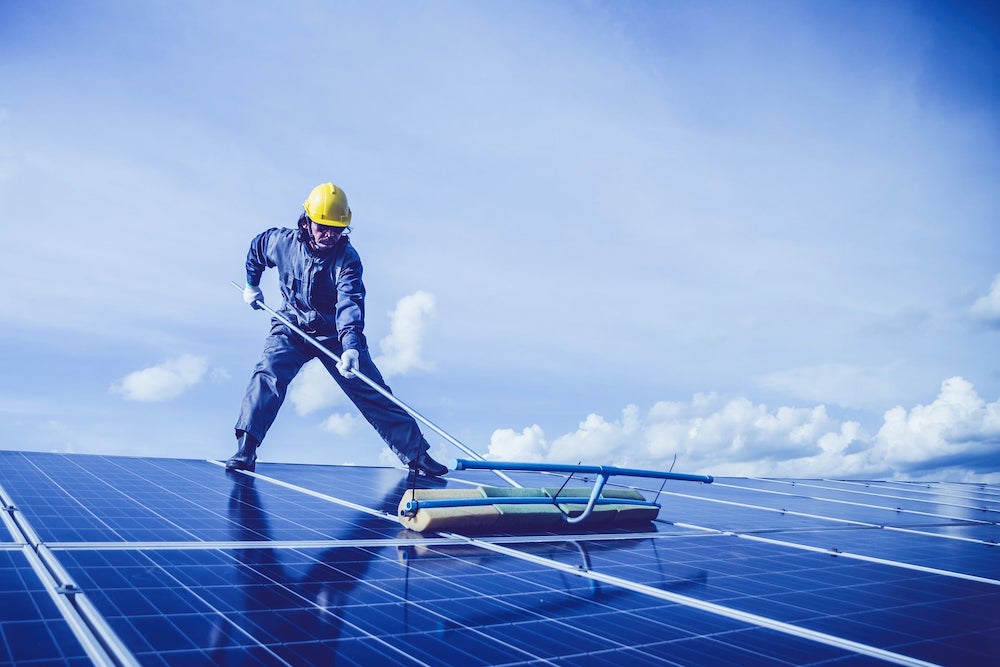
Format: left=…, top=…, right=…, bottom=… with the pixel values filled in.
left=243, top=228, right=280, bottom=309
left=245, top=228, right=279, bottom=287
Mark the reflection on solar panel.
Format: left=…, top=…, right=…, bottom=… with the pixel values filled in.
left=1, top=450, right=997, bottom=666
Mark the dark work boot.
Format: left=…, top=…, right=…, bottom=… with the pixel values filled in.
left=408, top=451, right=448, bottom=477
left=226, top=431, right=259, bottom=472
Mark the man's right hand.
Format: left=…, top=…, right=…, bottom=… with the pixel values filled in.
left=243, top=284, right=264, bottom=310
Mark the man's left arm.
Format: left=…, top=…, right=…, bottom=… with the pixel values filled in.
left=335, top=248, right=367, bottom=354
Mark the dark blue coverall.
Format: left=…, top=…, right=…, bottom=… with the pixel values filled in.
left=234, top=227, right=431, bottom=465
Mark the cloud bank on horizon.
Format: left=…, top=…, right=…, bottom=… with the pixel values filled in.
left=488, top=376, right=1000, bottom=483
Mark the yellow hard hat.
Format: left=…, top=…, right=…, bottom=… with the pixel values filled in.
left=303, top=182, right=352, bottom=227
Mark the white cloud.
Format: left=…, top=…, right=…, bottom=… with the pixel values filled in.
left=640, top=397, right=858, bottom=476
left=487, top=424, right=549, bottom=462
left=487, top=377, right=1000, bottom=482
left=375, top=291, right=436, bottom=378
left=288, top=359, right=344, bottom=415
left=970, top=274, right=1000, bottom=326
left=874, top=377, right=1000, bottom=473
left=209, top=367, right=231, bottom=383
left=110, top=354, right=207, bottom=402
left=322, top=412, right=362, bottom=437
left=285, top=291, right=437, bottom=416
left=548, top=405, right=642, bottom=464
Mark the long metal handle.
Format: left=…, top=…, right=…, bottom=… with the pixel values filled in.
left=231, top=281, right=521, bottom=488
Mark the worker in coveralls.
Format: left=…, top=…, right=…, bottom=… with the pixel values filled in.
left=226, top=182, right=448, bottom=478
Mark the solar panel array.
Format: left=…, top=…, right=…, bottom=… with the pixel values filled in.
left=0, top=450, right=997, bottom=666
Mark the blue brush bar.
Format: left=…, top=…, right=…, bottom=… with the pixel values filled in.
left=454, top=459, right=714, bottom=484
left=402, top=496, right=659, bottom=515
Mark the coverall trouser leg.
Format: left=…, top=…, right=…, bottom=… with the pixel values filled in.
left=318, top=347, right=429, bottom=464
left=235, top=328, right=429, bottom=465
left=235, top=331, right=309, bottom=446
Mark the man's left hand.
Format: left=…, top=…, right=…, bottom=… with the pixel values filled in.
left=337, top=349, right=360, bottom=379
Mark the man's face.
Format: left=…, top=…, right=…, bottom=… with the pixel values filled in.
left=310, top=220, right=344, bottom=250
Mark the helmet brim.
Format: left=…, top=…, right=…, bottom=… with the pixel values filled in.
left=306, top=213, right=351, bottom=228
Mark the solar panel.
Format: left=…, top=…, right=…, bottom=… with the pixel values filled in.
left=0, top=450, right=997, bottom=665
left=0, top=548, right=93, bottom=665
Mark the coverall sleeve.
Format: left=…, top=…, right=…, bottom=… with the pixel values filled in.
left=335, top=247, right=367, bottom=351
left=245, top=228, right=280, bottom=286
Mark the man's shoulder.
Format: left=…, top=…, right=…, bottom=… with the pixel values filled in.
left=341, top=239, right=362, bottom=263
left=256, top=227, right=298, bottom=245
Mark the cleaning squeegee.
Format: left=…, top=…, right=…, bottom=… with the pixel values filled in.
left=398, top=459, right=713, bottom=533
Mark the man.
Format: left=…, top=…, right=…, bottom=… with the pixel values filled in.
left=226, top=182, right=448, bottom=477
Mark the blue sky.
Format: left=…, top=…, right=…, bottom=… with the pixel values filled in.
left=1, top=1, right=998, bottom=481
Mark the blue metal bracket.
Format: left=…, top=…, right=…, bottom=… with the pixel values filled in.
left=455, top=460, right=714, bottom=484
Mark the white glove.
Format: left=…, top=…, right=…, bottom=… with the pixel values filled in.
left=337, top=349, right=360, bottom=379
left=243, top=284, right=264, bottom=310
